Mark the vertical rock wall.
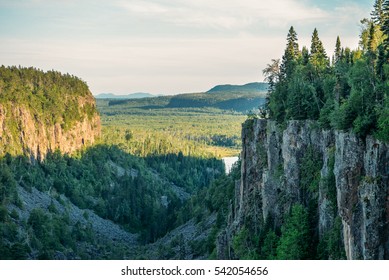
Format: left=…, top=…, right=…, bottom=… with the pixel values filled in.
left=218, top=119, right=389, bottom=260
left=0, top=94, right=101, bottom=159
left=335, top=133, right=389, bottom=259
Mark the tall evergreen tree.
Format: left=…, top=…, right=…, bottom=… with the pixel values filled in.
left=280, top=26, right=300, bottom=79
left=276, top=204, right=310, bottom=259
left=381, top=0, right=389, bottom=49
left=368, top=21, right=377, bottom=53
left=301, top=46, right=310, bottom=65
left=372, top=0, right=385, bottom=25
left=376, top=44, right=387, bottom=80
left=310, top=28, right=329, bottom=71
left=334, top=36, right=342, bottom=64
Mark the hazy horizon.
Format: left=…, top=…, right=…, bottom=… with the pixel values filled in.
left=93, top=81, right=269, bottom=96
left=0, top=0, right=372, bottom=95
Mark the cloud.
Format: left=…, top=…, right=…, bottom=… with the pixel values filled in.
left=0, top=0, right=372, bottom=94
left=116, top=0, right=331, bottom=31
left=118, top=1, right=170, bottom=15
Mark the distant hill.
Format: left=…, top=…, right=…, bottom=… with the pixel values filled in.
left=166, top=91, right=266, bottom=112
left=95, top=92, right=154, bottom=99
left=207, top=82, right=268, bottom=93
left=102, top=90, right=266, bottom=114
left=96, top=82, right=268, bottom=114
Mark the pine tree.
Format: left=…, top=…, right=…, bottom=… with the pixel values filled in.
left=310, top=28, right=328, bottom=71
left=286, top=26, right=299, bottom=56
left=334, top=36, right=342, bottom=64
left=368, top=22, right=377, bottom=53
left=301, top=46, right=310, bottom=65
left=372, top=0, right=385, bottom=25
left=276, top=204, right=310, bottom=259
left=268, top=27, right=300, bottom=123
left=381, top=0, right=389, bottom=49
left=280, top=26, right=300, bottom=79
left=376, top=44, right=387, bottom=80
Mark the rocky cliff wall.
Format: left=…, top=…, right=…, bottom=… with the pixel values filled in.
left=335, top=132, right=389, bottom=259
left=0, top=93, right=100, bottom=159
left=218, top=119, right=389, bottom=260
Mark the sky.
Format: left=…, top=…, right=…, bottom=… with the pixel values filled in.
left=0, top=0, right=374, bottom=95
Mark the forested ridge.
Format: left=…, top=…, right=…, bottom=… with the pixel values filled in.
left=223, top=1, right=389, bottom=261
left=0, top=66, right=97, bottom=129
left=105, top=90, right=266, bottom=113
left=263, top=1, right=389, bottom=141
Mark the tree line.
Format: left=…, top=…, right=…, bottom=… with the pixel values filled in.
left=263, top=0, right=389, bottom=141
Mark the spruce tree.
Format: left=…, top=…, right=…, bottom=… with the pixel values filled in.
left=276, top=204, right=310, bottom=259
left=334, top=36, right=342, bottom=63
left=381, top=0, right=389, bottom=49
left=301, top=46, right=310, bottom=65
left=280, top=26, right=300, bottom=79
left=372, top=0, right=385, bottom=25
left=376, top=44, right=387, bottom=80
left=368, top=22, right=377, bottom=53
left=310, top=28, right=329, bottom=71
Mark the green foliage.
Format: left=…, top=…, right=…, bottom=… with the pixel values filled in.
left=0, top=66, right=98, bottom=157
left=300, top=146, right=323, bottom=192
left=264, top=10, right=389, bottom=141
left=0, top=66, right=97, bottom=134
left=260, top=230, right=279, bottom=260
left=207, top=82, right=268, bottom=93
left=172, top=161, right=240, bottom=258
left=145, top=154, right=223, bottom=193
left=376, top=95, right=389, bottom=141
left=0, top=160, right=17, bottom=203
left=0, top=143, right=227, bottom=259
left=232, top=226, right=260, bottom=259
left=317, top=217, right=346, bottom=259
left=0, top=64, right=249, bottom=259
left=98, top=102, right=245, bottom=158
left=281, top=26, right=300, bottom=78
left=276, top=204, right=310, bottom=259
left=319, top=98, right=335, bottom=128
left=310, top=28, right=330, bottom=71
left=105, top=90, right=266, bottom=113
left=0, top=205, right=7, bottom=222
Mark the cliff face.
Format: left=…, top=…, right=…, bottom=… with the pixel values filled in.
left=218, top=119, right=389, bottom=260
left=335, top=133, right=389, bottom=259
left=0, top=94, right=100, bottom=159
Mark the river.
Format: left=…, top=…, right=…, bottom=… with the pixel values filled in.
left=222, top=156, right=239, bottom=174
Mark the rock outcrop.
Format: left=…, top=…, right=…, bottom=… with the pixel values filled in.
left=0, top=94, right=100, bottom=160
left=335, top=133, right=389, bottom=259
left=218, top=119, right=389, bottom=260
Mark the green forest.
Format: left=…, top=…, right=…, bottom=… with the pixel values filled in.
left=0, top=66, right=97, bottom=130
left=0, top=65, right=243, bottom=259
left=227, top=0, right=389, bottom=260
left=263, top=2, right=389, bottom=141
left=1, top=0, right=389, bottom=261
left=0, top=145, right=227, bottom=259
left=97, top=100, right=246, bottom=158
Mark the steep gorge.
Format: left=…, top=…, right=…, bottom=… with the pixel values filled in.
left=218, top=119, right=389, bottom=260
